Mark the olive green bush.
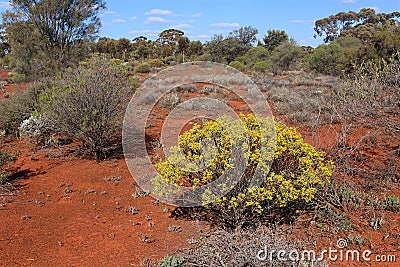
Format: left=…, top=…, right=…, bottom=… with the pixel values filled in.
left=135, top=63, right=152, bottom=73
left=228, top=61, right=246, bottom=72
left=251, top=61, right=270, bottom=72
left=156, top=255, right=184, bottom=267
left=0, top=88, right=38, bottom=136
left=270, top=41, right=303, bottom=74
left=147, top=58, right=164, bottom=68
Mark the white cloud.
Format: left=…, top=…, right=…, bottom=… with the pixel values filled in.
left=198, top=34, right=211, bottom=39
left=191, top=13, right=203, bottom=18
left=188, top=34, right=209, bottom=41
left=145, top=9, right=173, bottom=16
left=341, top=0, right=356, bottom=3
left=103, top=10, right=116, bottom=14
left=99, top=9, right=117, bottom=18
left=210, top=22, right=240, bottom=28
left=0, top=1, right=10, bottom=9
left=129, top=30, right=151, bottom=34
left=367, top=6, right=380, bottom=12
left=143, top=17, right=169, bottom=24
left=110, top=18, right=126, bottom=24
left=171, top=23, right=192, bottom=29
left=103, top=18, right=126, bottom=25
left=128, top=29, right=160, bottom=37
left=130, top=16, right=138, bottom=20
left=290, top=19, right=314, bottom=24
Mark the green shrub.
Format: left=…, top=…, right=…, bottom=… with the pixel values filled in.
left=36, top=57, right=131, bottom=160
left=383, top=195, right=400, bottom=212
left=134, top=63, right=151, bottom=73
left=194, top=52, right=211, bottom=62
left=123, top=63, right=134, bottom=72
left=271, top=41, right=303, bottom=74
left=162, top=56, right=176, bottom=66
left=156, top=255, right=184, bottom=267
left=0, top=77, right=58, bottom=139
left=0, top=88, right=38, bottom=135
left=147, top=58, right=164, bottom=68
left=1, top=55, right=10, bottom=68
left=128, top=75, right=140, bottom=88
left=303, top=42, right=343, bottom=76
left=251, top=61, right=270, bottom=72
left=237, top=46, right=271, bottom=69
left=8, top=73, right=27, bottom=83
left=155, top=114, right=334, bottom=228
left=228, top=61, right=246, bottom=72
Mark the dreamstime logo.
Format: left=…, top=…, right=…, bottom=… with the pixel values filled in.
left=257, top=238, right=397, bottom=263
left=122, top=62, right=275, bottom=207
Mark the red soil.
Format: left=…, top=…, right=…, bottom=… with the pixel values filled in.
left=1, top=70, right=399, bottom=266
left=0, top=140, right=200, bottom=266
left=0, top=70, right=29, bottom=100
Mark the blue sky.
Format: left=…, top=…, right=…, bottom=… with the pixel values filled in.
left=1, top=0, right=399, bottom=47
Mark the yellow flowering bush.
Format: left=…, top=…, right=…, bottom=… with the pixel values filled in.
left=155, top=114, right=334, bottom=226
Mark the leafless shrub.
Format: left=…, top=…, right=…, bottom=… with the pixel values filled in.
left=324, top=121, right=399, bottom=191
left=333, top=56, right=400, bottom=122
left=369, top=213, right=385, bottom=230
left=176, top=83, right=198, bottom=93
left=200, top=85, right=219, bottom=94
left=181, top=227, right=328, bottom=267
left=159, top=93, right=181, bottom=108
left=266, top=85, right=334, bottom=125
left=251, top=72, right=338, bottom=127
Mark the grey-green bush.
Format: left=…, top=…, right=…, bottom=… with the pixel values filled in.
left=0, top=88, right=37, bottom=135
left=36, top=57, right=131, bottom=160
left=135, top=63, right=152, bottom=73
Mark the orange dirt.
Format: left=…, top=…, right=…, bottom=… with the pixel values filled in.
left=1, top=70, right=399, bottom=266
left=0, top=70, right=29, bottom=100
left=0, top=140, right=200, bottom=266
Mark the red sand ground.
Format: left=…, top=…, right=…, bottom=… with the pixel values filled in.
left=0, top=140, right=200, bottom=266
left=0, top=71, right=29, bottom=100
left=1, top=71, right=399, bottom=266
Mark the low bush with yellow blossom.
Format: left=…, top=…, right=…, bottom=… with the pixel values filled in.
left=155, top=114, right=334, bottom=228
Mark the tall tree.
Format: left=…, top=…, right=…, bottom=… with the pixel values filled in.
left=206, top=31, right=251, bottom=64
left=1, top=0, right=105, bottom=77
left=262, top=29, right=289, bottom=51
left=132, top=36, right=150, bottom=62
left=229, top=26, right=259, bottom=46
left=157, top=29, right=185, bottom=45
left=187, top=40, right=203, bottom=58
left=177, top=36, right=190, bottom=62
left=314, top=8, right=400, bottom=43
left=157, top=29, right=185, bottom=59
left=116, top=38, right=132, bottom=61
left=270, top=40, right=302, bottom=74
